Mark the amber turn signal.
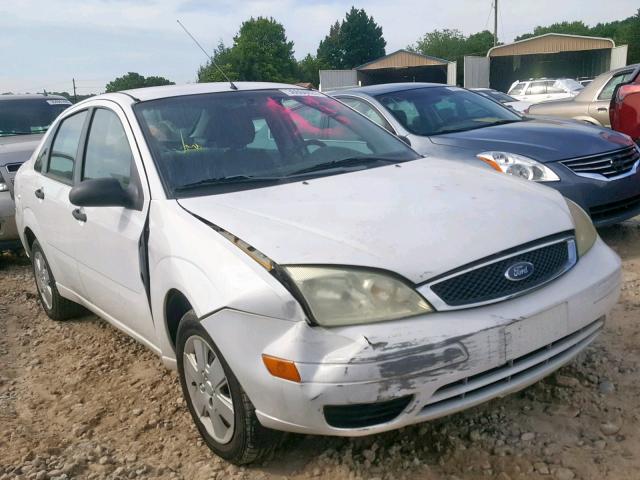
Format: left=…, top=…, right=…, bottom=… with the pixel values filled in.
left=262, top=354, right=301, bottom=383
left=477, top=155, right=503, bottom=172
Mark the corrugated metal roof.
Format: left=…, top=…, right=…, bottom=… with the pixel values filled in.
left=488, top=33, right=615, bottom=58
left=356, top=49, right=451, bottom=70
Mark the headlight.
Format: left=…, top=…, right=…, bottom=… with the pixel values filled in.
left=477, top=151, right=560, bottom=182
left=282, top=266, right=433, bottom=327
left=565, top=198, right=597, bottom=257
left=0, top=182, right=8, bottom=192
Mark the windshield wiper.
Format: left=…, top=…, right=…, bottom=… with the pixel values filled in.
left=173, top=175, right=282, bottom=192
left=485, top=119, right=522, bottom=127
left=434, top=119, right=522, bottom=135
left=287, top=156, right=402, bottom=176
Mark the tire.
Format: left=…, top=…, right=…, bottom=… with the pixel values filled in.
left=30, top=240, right=86, bottom=321
left=176, top=311, right=281, bottom=464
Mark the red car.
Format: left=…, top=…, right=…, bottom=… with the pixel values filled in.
left=611, top=66, right=640, bottom=143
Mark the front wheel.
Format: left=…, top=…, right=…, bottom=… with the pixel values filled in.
left=176, top=311, right=281, bottom=464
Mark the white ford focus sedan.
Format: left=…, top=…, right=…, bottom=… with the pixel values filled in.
left=14, top=82, right=621, bottom=464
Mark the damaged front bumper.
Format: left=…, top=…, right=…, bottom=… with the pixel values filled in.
left=200, top=237, right=621, bottom=436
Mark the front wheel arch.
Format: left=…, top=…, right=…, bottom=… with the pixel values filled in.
left=164, top=289, right=193, bottom=350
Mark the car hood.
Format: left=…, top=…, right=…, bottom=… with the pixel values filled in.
left=0, top=134, right=43, bottom=167
left=178, top=159, right=573, bottom=284
left=428, top=118, right=630, bottom=162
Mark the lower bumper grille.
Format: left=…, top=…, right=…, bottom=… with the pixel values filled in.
left=324, top=395, right=413, bottom=429
left=589, top=194, right=640, bottom=223
left=420, top=318, right=603, bottom=418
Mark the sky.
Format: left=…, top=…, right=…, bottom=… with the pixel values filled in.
left=1, top=0, right=637, bottom=94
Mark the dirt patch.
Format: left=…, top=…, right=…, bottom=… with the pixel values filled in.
left=1, top=219, right=639, bottom=480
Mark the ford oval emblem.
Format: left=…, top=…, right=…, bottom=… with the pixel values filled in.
left=504, top=261, right=534, bottom=281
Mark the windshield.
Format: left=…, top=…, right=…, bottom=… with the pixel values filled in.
left=559, top=79, right=584, bottom=92
left=375, top=87, right=522, bottom=136
left=0, top=98, right=71, bottom=137
left=134, top=89, right=420, bottom=196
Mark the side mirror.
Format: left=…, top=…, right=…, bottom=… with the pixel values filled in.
left=69, top=178, right=134, bottom=208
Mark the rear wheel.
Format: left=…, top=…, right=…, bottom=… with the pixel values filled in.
left=176, top=311, right=281, bottom=464
left=31, top=240, right=85, bottom=320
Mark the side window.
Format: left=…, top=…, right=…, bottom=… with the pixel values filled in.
left=33, top=145, right=48, bottom=172
left=508, top=83, right=525, bottom=95
left=526, top=82, right=546, bottom=95
left=598, top=71, right=634, bottom=101
left=545, top=81, right=565, bottom=94
left=48, top=111, right=87, bottom=182
left=340, top=97, right=394, bottom=132
left=83, top=109, right=133, bottom=188
left=246, top=118, right=277, bottom=151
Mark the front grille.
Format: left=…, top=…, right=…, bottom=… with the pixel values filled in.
left=324, top=395, right=413, bottom=429
left=429, top=237, right=575, bottom=308
left=561, top=146, right=639, bottom=179
left=420, top=319, right=603, bottom=417
left=5, top=163, right=21, bottom=173
left=589, top=194, right=640, bottom=222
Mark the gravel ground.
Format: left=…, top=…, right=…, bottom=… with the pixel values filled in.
left=1, top=220, right=639, bottom=480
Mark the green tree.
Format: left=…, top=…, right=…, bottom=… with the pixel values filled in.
left=105, top=72, right=174, bottom=92
left=411, top=29, right=467, bottom=61
left=198, top=41, right=239, bottom=82
left=198, top=17, right=297, bottom=83
left=617, top=9, right=640, bottom=64
left=339, top=7, right=386, bottom=68
left=317, top=8, right=386, bottom=69
left=296, top=54, right=328, bottom=87
left=410, top=29, right=494, bottom=84
left=317, top=21, right=344, bottom=69
left=515, top=21, right=591, bottom=41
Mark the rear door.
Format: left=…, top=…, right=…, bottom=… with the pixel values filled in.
left=591, top=70, right=635, bottom=126
left=31, top=109, right=89, bottom=294
left=610, top=68, right=640, bottom=142
left=71, top=103, right=154, bottom=341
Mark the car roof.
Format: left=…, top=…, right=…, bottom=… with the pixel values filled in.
left=329, top=82, right=445, bottom=97
left=118, top=81, right=300, bottom=102
left=0, top=94, right=69, bottom=102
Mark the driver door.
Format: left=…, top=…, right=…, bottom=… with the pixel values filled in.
left=70, top=103, right=155, bottom=344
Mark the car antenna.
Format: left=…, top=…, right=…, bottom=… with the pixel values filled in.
left=176, top=19, right=238, bottom=91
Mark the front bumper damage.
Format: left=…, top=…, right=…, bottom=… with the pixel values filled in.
left=199, top=237, right=621, bottom=436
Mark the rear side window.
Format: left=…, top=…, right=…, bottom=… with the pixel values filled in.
left=48, top=111, right=87, bottom=182
left=339, top=97, right=394, bottom=132
left=508, top=83, right=526, bottom=95
left=545, top=81, right=565, bottom=94
left=598, top=71, right=635, bottom=101
left=526, top=82, right=546, bottom=95
left=83, top=109, right=133, bottom=188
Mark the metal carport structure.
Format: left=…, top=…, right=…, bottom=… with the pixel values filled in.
left=320, top=50, right=456, bottom=91
left=464, top=34, right=628, bottom=92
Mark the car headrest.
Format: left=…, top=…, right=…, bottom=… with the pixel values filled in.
left=215, top=109, right=256, bottom=149
left=390, top=109, right=408, bottom=127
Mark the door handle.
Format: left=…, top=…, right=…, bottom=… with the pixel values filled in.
left=72, top=208, right=87, bottom=223
left=34, top=188, right=44, bottom=199
left=597, top=107, right=608, bottom=112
